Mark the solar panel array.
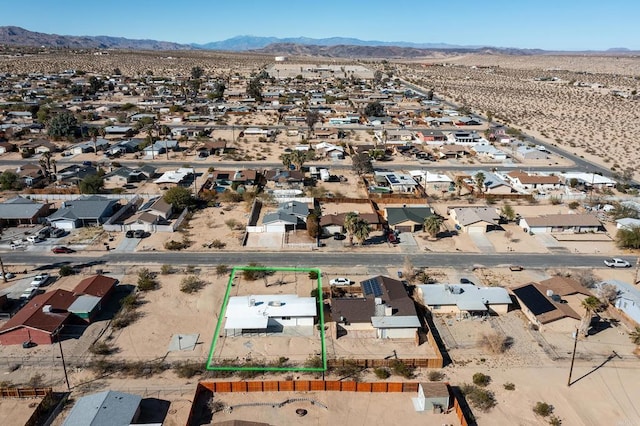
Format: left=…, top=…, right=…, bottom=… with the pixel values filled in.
left=361, top=278, right=383, bottom=297
left=387, top=174, right=399, bottom=184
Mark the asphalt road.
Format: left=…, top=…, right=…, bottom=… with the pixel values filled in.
left=0, top=250, right=624, bottom=270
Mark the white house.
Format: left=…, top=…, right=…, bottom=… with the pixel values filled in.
left=417, top=284, right=512, bottom=317
left=599, top=280, right=640, bottom=326
left=224, top=294, right=316, bottom=336
left=374, top=171, right=419, bottom=193
left=519, top=214, right=603, bottom=234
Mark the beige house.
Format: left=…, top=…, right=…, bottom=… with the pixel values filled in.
left=417, top=284, right=511, bottom=317
left=512, top=282, right=582, bottom=331
left=448, top=206, right=501, bottom=233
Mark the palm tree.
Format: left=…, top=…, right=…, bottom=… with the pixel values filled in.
left=474, top=172, right=486, bottom=194
left=353, top=218, right=371, bottom=246
left=88, top=127, right=99, bottom=155
left=454, top=175, right=465, bottom=196
left=344, top=212, right=359, bottom=246
left=424, top=215, right=444, bottom=239
left=579, top=296, right=602, bottom=337
left=629, top=327, right=640, bottom=345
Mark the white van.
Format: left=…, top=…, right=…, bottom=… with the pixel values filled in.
left=26, top=235, right=42, bottom=243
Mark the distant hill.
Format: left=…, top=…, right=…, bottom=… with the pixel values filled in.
left=194, top=35, right=473, bottom=51
left=0, top=26, right=193, bottom=50
left=252, top=42, right=546, bottom=58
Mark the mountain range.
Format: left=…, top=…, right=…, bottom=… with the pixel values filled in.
left=0, top=27, right=633, bottom=57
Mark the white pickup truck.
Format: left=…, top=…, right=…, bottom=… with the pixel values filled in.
left=30, top=273, right=50, bottom=288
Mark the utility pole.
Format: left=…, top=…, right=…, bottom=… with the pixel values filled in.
left=0, top=257, right=6, bottom=283
left=567, top=328, right=579, bottom=386
left=635, top=256, right=640, bottom=285
left=58, top=335, right=71, bottom=391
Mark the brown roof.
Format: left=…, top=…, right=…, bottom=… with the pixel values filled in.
left=538, top=276, right=593, bottom=297
left=202, top=140, right=227, bottom=150
left=508, top=170, right=561, bottom=185
left=523, top=214, right=602, bottom=228
left=512, top=283, right=581, bottom=324
left=331, top=297, right=375, bottom=324
left=212, top=169, right=258, bottom=182
left=419, top=382, right=450, bottom=398
left=320, top=212, right=381, bottom=227
left=439, top=144, right=469, bottom=153
left=73, top=274, right=118, bottom=298
left=0, top=289, right=76, bottom=335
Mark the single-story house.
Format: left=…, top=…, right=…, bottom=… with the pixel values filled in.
left=47, top=195, right=118, bottom=229
left=598, top=280, right=640, bottom=325
left=616, top=218, right=640, bottom=230
left=56, top=164, right=98, bottom=185
left=0, top=196, right=50, bottom=226
left=143, top=139, right=179, bottom=157
left=506, top=171, right=562, bottom=192
left=0, top=289, right=77, bottom=345
left=62, top=390, right=141, bottom=426
left=263, top=169, right=305, bottom=188
left=409, top=171, right=453, bottom=192
left=15, top=164, right=46, bottom=187
left=104, top=125, right=134, bottom=135
left=449, top=206, right=501, bottom=233
left=0, top=141, right=17, bottom=154
left=417, top=284, right=512, bottom=317
left=154, top=167, right=194, bottom=185
left=512, top=282, right=581, bottom=330
left=331, top=276, right=421, bottom=340
left=385, top=206, right=434, bottom=232
left=210, top=169, right=261, bottom=188
left=373, top=171, right=419, bottom=193
left=279, top=200, right=309, bottom=222
left=559, top=172, right=617, bottom=189
left=103, top=166, right=155, bottom=188
left=68, top=274, right=118, bottom=322
left=519, top=214, right=603, bottom=234
left=224, top=294, right=316, bottom=336
left=416, top=130, right=446, bottom=143
left=66, top=138, right=110, bottom=155
left=262, top=211, right=300, bottom=233
left=471, top=144, right=508, bottom=161
left=516, top=146, right=549, bottom=160
left=320, top=211, right=382, bottom=235
left=105, top=138, right=145, bottom=155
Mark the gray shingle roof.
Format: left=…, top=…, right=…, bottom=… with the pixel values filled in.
left=386, top=207, right=433, bottom=226
left=48, top=196, right=116, bottom=221
left=0, top=196, right=47, bottom=219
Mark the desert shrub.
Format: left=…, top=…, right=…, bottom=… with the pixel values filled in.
left=224, top=218, right=243, bottom=230
left=185, top=265, right=196, bottom=274
left=503, top=382, right=515, bottom=390
left=216, top=264, right=230, bottom=276
left=112, top=309, right=141, bottom=329
left=89, top=342, right=113, bottom=355
left=374, top=367, right=391, bottom=379
left=568, top=201, right=580, bottom=210
left=174, top=362, right=203, bottom=378
left=533, top=401, right=554, bottom=417
left=59, top=265, right=75, bottom=276
left=180, top=275, right=205, bottom=293
left=472, top=372, right=491, bottom=387
left=427, top=370, right=445, bottom=381
left=27, top=373, right=44, bottom=387
left=242, top=263, right=268, bottom=281
left=210, top=239, right=226, bottom=249
left=164, top=239, right=190, bottom=250
left=219, top=191, right=243, bottom=202
left=478, top=332, right=513, bottom=354
left=208, top=398, right=226, bottom=414
left=137, top=268, right=158, bottom=291
left=549, top=196, right=562, bottom=205
left=308, top=270, right=319, bottom=280
left=304, top=356, right=323, bottom=369
left=548, top=415, right=562, bottom=425
left=460, top=383, right=497, bottom=412
left=390, top=360, right=414, bottom=379
left=120, top=294, right=137, bottom=309
left=160, top=264, right=173, bottom=275
left=414, top=269, right=436, bottom=284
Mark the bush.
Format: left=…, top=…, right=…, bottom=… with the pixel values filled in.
left=27, top=373, right=45, bottom=387
left=374, top=367, right=391, bottom=379
left=303, top=356, right=323, bottom=369
left=242, top=263, right=268, bottom=281
left=224, top=218, right=243, bottom=230
left=89, top=342, right=113, bottom=355
left=503, top=382, right=515, bottom=390
left=112, top=310, right=141, bottom=329
left=460, top=383, right=497, bottom=412
left=160, top=264, right=173, bottom=275
left=216, top=264, right=230, bottom=276
left=137, top=268, right=158, bottom=291
left=390, top=360, right=414, bottom=379
left=533, top=401, right=554, bottom=417
left=335, top=361, right=362, bottom=381
left=180, top=275, right=205, bottom=293
left=164, top=239, right=190, bottom=250
left=210, top=239, right=226, bottom=249
left=472, top=372, right=491, bottom=387
left=478, top=332, right=513, bottom=354
left=59, top=265, right=75, bottom=276
left=427, top=370, right=445, bottom=381
left=549, top=196, right=562, bottom=205
left=173, top=362, right=203, bottom=378
left=548, top=415, right=562, bottom=425
left=568, top=201, right=580, bottom=210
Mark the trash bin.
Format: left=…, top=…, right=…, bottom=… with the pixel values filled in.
left=397, top=271, right=403, bottom=278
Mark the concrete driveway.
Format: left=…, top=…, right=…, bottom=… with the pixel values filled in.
left=468, top=232, right=495, bottom=253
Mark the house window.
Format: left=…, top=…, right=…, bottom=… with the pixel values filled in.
left=432, top=305, right=441, bottom=310
left=281, top=316, right=291, bottom=320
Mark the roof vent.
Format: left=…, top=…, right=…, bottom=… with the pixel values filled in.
left=546, top=289, right=554, bottom=297
left=248, top=298, right=256, bottom=307
left=268, top=300, right=282, bottom=307
left=42, top=305, right=52, bottom=313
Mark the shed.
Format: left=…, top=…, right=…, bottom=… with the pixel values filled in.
left=412, top=382, right=450, bottom=412
left=63, top=390, right=141, bottom=426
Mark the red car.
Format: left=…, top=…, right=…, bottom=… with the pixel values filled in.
left=52, top=246, right=74, bottom=254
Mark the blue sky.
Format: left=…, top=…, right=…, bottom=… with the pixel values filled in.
left=2, top=0, right=639, bottom=50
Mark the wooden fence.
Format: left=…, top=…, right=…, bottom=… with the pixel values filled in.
left=328, top=357, right=442, bottom=369
left=0, top=387, right=51, bottom=398
left=199, top=380, right=419, bottom=393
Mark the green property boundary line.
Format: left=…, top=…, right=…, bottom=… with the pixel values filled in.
left=206, top=266, right=327, bottom=372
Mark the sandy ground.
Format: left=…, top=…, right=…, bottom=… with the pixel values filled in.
left=0, top=397, right=44, bottom=426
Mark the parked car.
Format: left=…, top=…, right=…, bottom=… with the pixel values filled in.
left=26, top=235, right=42, bottom=243
left=133, top=230, right=146, bottom=238
left=20, top=288, right=37, bottom=300
left=604, top=258, right=631, bottom=268
left=50, top=228, right=66, bottom=238
left=460, top=278, right=475, bottom=285
left=330, top=277, right=352, bottom=286
left=333, top=233, right=346, bottom=240
left=30, top=273, right=50, bottom=287
left=0, top=272, right=15, bottom=279
left=52, top=246, right=74, bottom=254
left=125, top=230, right=134, bottom=238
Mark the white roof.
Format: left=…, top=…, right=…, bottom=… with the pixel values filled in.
left=560, top=172, right=616, bottom=185
left=371, top=316, right=421, bottom=328
left=418, top=284, right=512, bottom=310
left=409, top=170, right=453, bottom=183
left=224, top=294, right=316, bottom=330
left=153, top=167, right=194, bottom=184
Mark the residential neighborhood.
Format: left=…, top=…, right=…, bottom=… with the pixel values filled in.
left=0, top=45, right=638, bottom=426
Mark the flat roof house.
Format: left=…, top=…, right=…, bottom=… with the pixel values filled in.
left=62, top=390, right=141, bottom=426
left=224, top=294, right=316, bottom=336
left=519, top=214, right=603, bottom=234
left=417, top=284, right=512, bottom=317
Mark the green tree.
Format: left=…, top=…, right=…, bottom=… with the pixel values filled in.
left=629, top=327, right=640, bottom=345
left=247, top=76, right=263, bottom=101
left=454, top=175, right=466, bottom=196
left=48, top=111, right=78, bottom=140
left=88, top=127, right=99, bottom=155
left=191, top=66, right=204, bottom=80
left=305, top=110, right=320, bottom=138
left=163, top=186, right=195, bottom=210
left=306, top=212, right=320, bottom=238
left=290, top=149, right=306, bottom=170
left=364, top=101, right=385, bottom=117
left=0, top=171, right=23, bottom=190
left=344, top=212, right=359, bottom=246
left=88, top=76, right=103, bottom=94
left=616, top=226, right=640, bottom=249
left=78, top=174, right=104, bottom=194
left=423, top=215, right=444, bottom=239
left=281, top=153, right=292, bottom=170
left=579, top=296, right=602, bottom=337
left=474, top=172, right=486, bottom=194
left=352, top=153, right=373, bottom=175
left=353, top=218, right=371, bottom=246
left=500, top=204, right=516, bottom=222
